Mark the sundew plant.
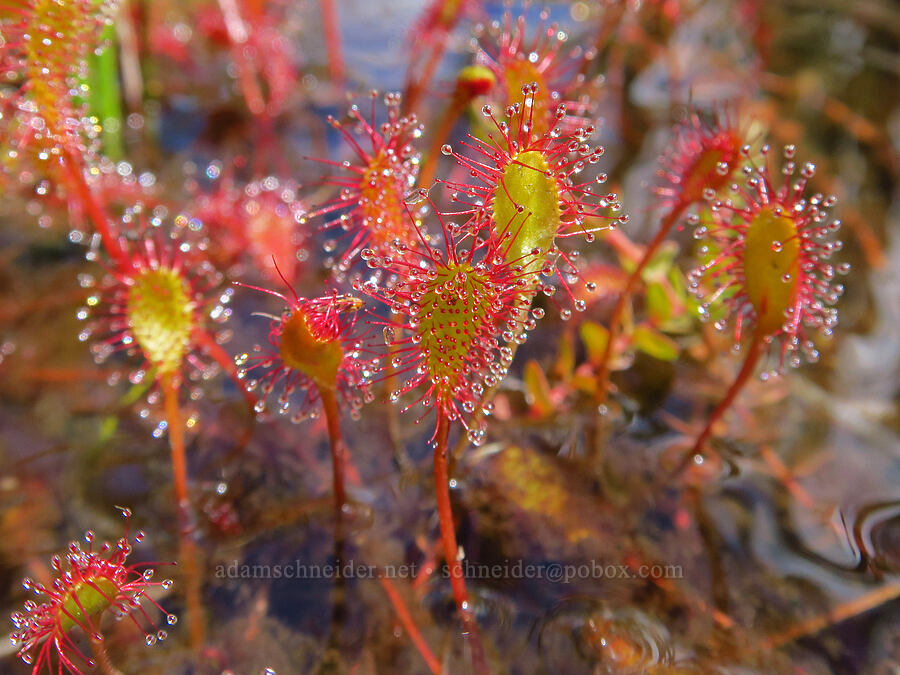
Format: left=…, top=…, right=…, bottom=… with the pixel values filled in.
left=0, top=1, right=896, bottom=674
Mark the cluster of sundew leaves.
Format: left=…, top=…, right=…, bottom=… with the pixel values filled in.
left=410, top=0, right=478, bottom=47
left=0, top=0, right=869, bottom=671
left=187, top=169, right=309, bottom=283
left=654, top=108, right=746, bottom=210
left=688, top=143, right=848, bottom=373
left=472, top=6, right=602, bottom=137
left=304, top=91, right=424, bottom=277
left=235, top=288, right=372, bottom=423
left=0, top=0, right=118, bottom=152
left=573, top=109, right=751, bottom=373
left=353, top=207, right=536, bottom=443
left=148, top=0, right=300, bottom=118
left=76, top=206, right=234, bottom=435
left=229, top=81, right=622, bottom=435
left=439, top=84, right=625, bottom=318
left=299, top=81, right=620, bottom=438
left=10, top=508, right=176, bottom=673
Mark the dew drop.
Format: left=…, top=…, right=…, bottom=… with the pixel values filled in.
left=404, top=188, right=428, bottom=205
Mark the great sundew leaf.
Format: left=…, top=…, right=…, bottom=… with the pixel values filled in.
left=98, top=415, right=118, bottom=443
left=646, top=281, right=673, bottom=324
left=640, top=240, right=680, bottom=282
left=632, top=324, right=679, bottom=362
left=580, top=320, right=609, bottom=365
left=87, top=23, right=124, bottom=159
left=552, top=332, right=575, bottom=381
left=120, top=375, right=155, bottom=407
left=658, top=266, right=696, bottom=334
left=523, top=359, right=553, bottom=418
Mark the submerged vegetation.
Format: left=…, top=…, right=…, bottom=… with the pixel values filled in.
left=0, top=1, right=897, bottom=673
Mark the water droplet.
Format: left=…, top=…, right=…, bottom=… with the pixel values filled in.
left=404, top=188, right=428, bottom=204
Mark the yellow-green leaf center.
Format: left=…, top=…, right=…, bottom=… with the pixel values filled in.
left=416, top=262, right=496, bottom=396
left=24, top=0, right=73, bottom=132
left=126, top=266, right=195, bottom=376
left=679, top=131, right=741, bottom=204
left=503, top=62, right=551, bottom=135
left=743, top=207, right=800, bottom=335
left=359, top=148, right=416, bottom=252
left=58, top=576, right=119, bottom=634
left=492, top=150, right=561, bottom=278
left=279, top=310, right=344, bottom=390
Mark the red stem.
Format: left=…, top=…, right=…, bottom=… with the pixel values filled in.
left=58, top=149, right=128, bottom=270
left=418, top=92, right=468, bottom=190
left=603, top=227, right=643, bottom=264
left=217, top=0, right=267, bottom=116
left=161, top=374, right=206, bottom=649
left=319, top=0, right=345, bottom=88
left=88, top=633, right=122, bottom=675
left=404, top=35, right=448, bottom=115
left=162, top=375, right=190, bottom=521
left=595, top=201, right=688, bottom=404
left=320, top=387, right=347, bottom=513
left=690, top=328, right=766, bottom=459
left=194, top=328, right=257, bottom=409
left=433, top=415, right=489, bottom=674
left=379, top=577, right=442, bottom=675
